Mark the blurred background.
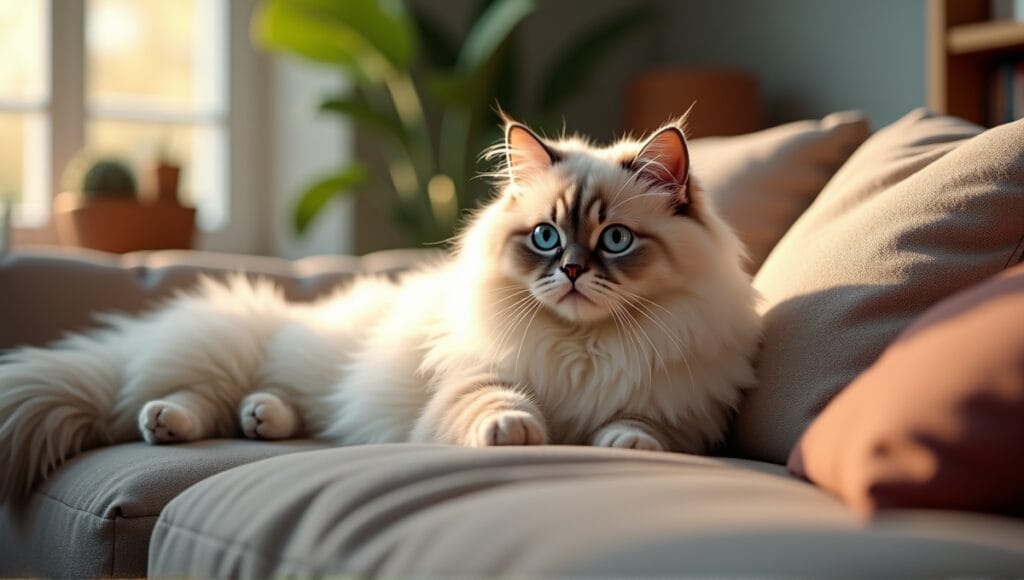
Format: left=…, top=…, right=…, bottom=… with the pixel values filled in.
left=0, top=0, right=1016, bottom=257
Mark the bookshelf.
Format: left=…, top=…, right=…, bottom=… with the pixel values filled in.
left=928, top=0, right=1024, bottom=125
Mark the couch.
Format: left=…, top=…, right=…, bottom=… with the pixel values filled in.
left=1, top=109, right=1023, bottom=576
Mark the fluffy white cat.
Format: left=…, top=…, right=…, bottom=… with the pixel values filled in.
left=0, top=118, right=761, bottom=501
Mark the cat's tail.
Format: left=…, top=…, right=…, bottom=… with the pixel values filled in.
left=0, top=334, right=128, bottom=502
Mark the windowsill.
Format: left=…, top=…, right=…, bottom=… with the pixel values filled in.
left=11, top=223, right=58, bottom=246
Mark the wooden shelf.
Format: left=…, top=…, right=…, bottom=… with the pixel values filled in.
left=948, top=20, right=1024, bottom=54
left=928, top=0, right=1024, bottom=126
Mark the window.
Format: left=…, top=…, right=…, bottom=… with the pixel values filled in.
left=0, top=0, right=48, bottom=226
left=1, top=0, right=229, bottom=232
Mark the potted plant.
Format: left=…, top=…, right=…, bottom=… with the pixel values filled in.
left=54, top=154, right=196, bottom=253
left=151, top=140, right=182, bottom=205
left=254, top=0, right=655, bottom=245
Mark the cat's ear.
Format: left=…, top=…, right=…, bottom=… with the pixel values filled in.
left=505, top=123, right=559, bottom=186
left=633, top=126, right=690, bottom=202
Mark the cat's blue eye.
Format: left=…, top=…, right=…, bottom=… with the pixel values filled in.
left=531, top=224, right=561, bottom=252
left=600, top=225, right=634, bottom=254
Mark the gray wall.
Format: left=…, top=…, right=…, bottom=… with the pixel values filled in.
left=660, top=0, right=927, bottom=128
left=354, top=0, right=929, bottom=252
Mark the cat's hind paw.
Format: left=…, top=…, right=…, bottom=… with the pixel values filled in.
left=239, top=392, right=299, bottom=440
left=139, top=400, right=202, bottom=444
left=591, top=422, right=664, bottom=451
left=470, top=410, right=547, bottom=446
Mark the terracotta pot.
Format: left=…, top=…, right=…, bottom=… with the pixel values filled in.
left=624, top=68, right=764, bottom=139
left=153, top=163, right=181, bottom=204
left=54, top=192, right=196, bottom=254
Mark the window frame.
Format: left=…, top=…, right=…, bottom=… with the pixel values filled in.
left=11, top=0, right=265, bottom=253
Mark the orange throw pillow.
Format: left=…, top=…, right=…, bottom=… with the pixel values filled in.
left=788, top=262, right=1024, bottom=515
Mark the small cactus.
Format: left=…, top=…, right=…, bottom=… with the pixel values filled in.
left=81, top=160, right=137, bottom=200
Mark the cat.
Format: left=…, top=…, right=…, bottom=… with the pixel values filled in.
left=0, top=117, right=762, bottom=501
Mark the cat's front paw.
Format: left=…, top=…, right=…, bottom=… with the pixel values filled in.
left=591, top=422, right=664, bottom=451
left=139, top=401, right=201, bottom=444
left=239, top=392, right=299, bottom=440
left=469, top=410, right=547, bottom=446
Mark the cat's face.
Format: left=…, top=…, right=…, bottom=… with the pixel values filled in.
left=482, top=120, right=726, bottom=325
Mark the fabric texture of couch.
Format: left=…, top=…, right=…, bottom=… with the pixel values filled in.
left=0, top=439, right=326, bottom=577
left=148, top=445, right=1024, bottom=577
left=2, top=111, right=1024, bottom=577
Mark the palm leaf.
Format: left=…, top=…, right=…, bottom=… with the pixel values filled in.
left=319, top=96, right=410, bottom=146
left=294, top=164, right=368, bottom=234
left=253, top=1, right=369, bottom=76
left=253, top=0, right=416, bottom=81
left=457, top=0, right=534, bottom=72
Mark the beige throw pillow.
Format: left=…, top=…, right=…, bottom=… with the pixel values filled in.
left=733, top=109, right=1024, bottom=464
left=690, top=111, right=870, bottom=272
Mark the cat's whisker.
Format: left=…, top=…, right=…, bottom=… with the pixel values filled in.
left=605, top=303, right=628, bottom=376
left=607, top=306, right=636, bottom=384
left=621, top=297, right=686, bottom=356
left=621, top=296, right=696, bottom=391
left=623, top=298, right=687, bottom=355
left=488, top=289, right=535, bottom=311
left=488, top=293, right=537, bottom=322
left=616, top=304, right=657, bottom=390
left=614, top=303, right=647, bottom=389
left=488, top=284, right=528, bottom=294
left=622, top=303, right=673, bottom=387
left=491, top=296, right=540, bottom=354
left=513, top=301, right=544, bottom=377
left=489, top=302, right=536, bottom=356
left=610, top=305, right=643, bottom=386
left=588, top=286, right=635, bottom=370
left=618, top=288, right=679, bottom=320
left=609, top=301, right=646, bottom=388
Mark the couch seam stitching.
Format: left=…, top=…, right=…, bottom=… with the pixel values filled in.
left=111, top=514, right=117, bottom=577
left=152, top=518, right=309, bottom=570
left=34, top=491, right=163, bottom=520
left=1004, top=227, right=1024, bottom=268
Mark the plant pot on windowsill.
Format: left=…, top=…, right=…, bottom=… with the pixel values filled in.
left=55, top=158, right=196, bottom=254
left=54, top=193, right=197, bottom=254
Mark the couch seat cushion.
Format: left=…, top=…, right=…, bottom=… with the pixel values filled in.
left=149, top=445, right=1024, bottom=577
left=0, top=439, right=325, bottom=577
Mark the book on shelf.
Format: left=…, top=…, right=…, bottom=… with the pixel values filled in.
left=989, top=60, right=1024, bottom=125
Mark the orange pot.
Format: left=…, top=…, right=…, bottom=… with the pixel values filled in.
left=54, top=192, right=196, bottom=254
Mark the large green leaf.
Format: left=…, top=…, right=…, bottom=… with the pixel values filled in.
left=293, top=164, right=368, bottom=234
left=253, top=1, right=369, bottom=75
left=458, top=0, right=534, bottom=72
left=426, top=0, right=531, bottom=109
left=537, top=5, right=654, bottom=111
left=319, top=96, right=410, bottom=146
left=253, top=0, right=416, bottom=79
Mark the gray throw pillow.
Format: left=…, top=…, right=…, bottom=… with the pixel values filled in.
left=733, top=109, right=1024, bottom=464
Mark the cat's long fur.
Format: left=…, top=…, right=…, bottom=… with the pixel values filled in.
left=0, top=118, right=761, bottom=501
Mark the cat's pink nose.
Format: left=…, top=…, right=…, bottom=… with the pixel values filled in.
left=561, top=263, right=585, bottom=282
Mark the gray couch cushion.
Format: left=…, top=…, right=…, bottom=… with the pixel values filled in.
left=0, top=439, right=325, bottom=577
left=0, top=247, right=436, bottom=351
left=149, top=445, right=1024, bottom=577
